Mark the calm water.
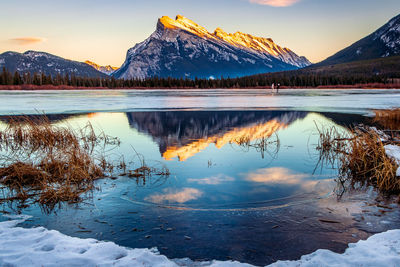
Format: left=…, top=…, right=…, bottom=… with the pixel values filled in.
left=0, top=90, right=400, bottom=265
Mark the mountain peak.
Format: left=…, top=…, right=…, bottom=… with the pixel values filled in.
left=113, top=15, right=311, bottom=79
left=318, top=13, right=400, bottom=66
left=158, top=15, right=210, bottom=37
left=85, top=60, right=118, bottom=75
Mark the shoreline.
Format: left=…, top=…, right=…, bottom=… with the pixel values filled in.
left=0, top=83, right=399, bottom=91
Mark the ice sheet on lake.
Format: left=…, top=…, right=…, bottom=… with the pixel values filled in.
left=0, top=89, right=399, bottom=115
left=1, top=215, right=400, bottom=267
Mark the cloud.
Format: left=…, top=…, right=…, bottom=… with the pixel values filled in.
left=188, top=174, right=235, bottom=185
left=9, top=37, right=46, bottom=45
left=244, top=167, right=308, bottom=184
left=249, top=0, right=300, bottom=7
left=145, top=188, right=203, bottom=204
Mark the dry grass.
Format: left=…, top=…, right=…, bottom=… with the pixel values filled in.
left=339, top=130, right=399, bottom=194
left=233, top=134, right=280, bottom=160
left=373, top=108, right=400, bottom=131
left=315, top=122, right=399, bottom=195
left=0, top=116, right=169, bottom=211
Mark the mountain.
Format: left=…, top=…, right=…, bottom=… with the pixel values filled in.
left=84, top=60, right=118, bottom=75
left=113, top=15, right=311, bottom=79
left=0, top=51, right=107, bottom=77
left=318, top=14, right=400, bottom=66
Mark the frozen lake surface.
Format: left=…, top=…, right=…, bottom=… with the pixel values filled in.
left=0, top=89, right=399, bottom=266
left=0, top=89, right=399, bottom=115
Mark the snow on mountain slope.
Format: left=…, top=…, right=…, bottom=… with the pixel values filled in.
left=113, top=15, right=311, bottom=79
left=85, top=60, right=119, bottom=75
left=317, top=13, right=400, bottom=66
left=0, top=51, right=107, bottom=78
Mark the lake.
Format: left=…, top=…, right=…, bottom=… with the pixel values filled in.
left=0, top=89, right=400, bottom=265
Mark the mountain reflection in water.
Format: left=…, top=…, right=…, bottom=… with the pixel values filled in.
left=126, top=111, right=308, bottom=161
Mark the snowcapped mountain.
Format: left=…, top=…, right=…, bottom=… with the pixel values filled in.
left=0, top=51, right=107, bottom=77
left=84, top=60, right=118, bottom=75
left=318, top=14, right=400, bottom=66
left=113, top=15, right=311, bottom=79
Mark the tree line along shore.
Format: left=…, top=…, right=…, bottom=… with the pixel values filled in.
left=1, top=67, right=399, bottom=90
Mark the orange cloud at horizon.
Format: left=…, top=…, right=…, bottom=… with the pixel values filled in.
left=9, top=37, right=46, bottom=45
left=249, top=0, right=300, bottom=7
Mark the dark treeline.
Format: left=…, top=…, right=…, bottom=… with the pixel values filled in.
left=0, top=67, right=396, bottom=89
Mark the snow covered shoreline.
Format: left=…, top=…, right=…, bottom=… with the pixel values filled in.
left=1, top=215, right=400, bottom=267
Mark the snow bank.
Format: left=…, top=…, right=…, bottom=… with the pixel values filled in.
left=384, top=144, right=400, bottom=176
left=0, top=215, right=249, bottom=267
left=1, top=215, right=400, bottom=267
left=270, top=230, right=400, bottom=267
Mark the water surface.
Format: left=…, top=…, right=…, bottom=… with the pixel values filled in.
left=0, top=90, right=400, bottom=265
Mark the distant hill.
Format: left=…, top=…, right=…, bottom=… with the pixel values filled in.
left=0, top=51, right=107, bottom=78
left=113, top=15, right=311, bottom=79
left=317, top=14, right=400, bottom=66
left=302, top=56, right=400, bottom=77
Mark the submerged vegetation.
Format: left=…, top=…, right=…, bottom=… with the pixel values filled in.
left=316, top=109, right=400, bottom=196
left=0, top=117, right=169, bottom=212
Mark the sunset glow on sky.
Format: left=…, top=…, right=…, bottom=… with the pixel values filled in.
left=1, top=0, right=399, bottom=66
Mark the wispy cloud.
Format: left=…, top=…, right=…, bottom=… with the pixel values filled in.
left=249, top=0, right=300, bottom=7
left=244, top=167, right=307, bottom=184
left=9, top=37, right=46, bottom=45
left=145, top=188, right=203, bottom=204
left=188, top=174, right=234, bottom=185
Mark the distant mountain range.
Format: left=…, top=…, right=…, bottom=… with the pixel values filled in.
left=317, top=14, right=400, bottom=66
left=1, top=13, right=399, bottom=80
left=0, top=51, right=107, bottom=77
left=113, top=15, right=311, bottom=79
left=84, top=60, right=118, bottom=75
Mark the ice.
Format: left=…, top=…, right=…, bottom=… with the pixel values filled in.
left=1, top=215, right=400, bottom=267
left=385, top=144, right=400, bottom=176
left=0, top=89, right=399, bottom=116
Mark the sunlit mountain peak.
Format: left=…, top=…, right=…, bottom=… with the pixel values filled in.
left=156, top=15, right=310, bottom=66
left=159, top=15, right=211, bottom=38
left=84, top=60, right=118, bottom=75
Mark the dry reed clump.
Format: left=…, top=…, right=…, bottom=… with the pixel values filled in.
left=315, top=123, right=399, bottom=195
left=373, top=108, right=400, bottom=131
left=0, top=116, right=170, bottom=211
left=339, top=130, right=399, bottom=194
left=0, top=117, right=110, bottom=209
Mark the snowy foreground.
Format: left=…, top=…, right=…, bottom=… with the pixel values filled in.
left=1, top=216, right=400, bottom=267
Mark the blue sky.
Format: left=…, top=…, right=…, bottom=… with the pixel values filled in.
left=1, top=0, right=399, bottom=66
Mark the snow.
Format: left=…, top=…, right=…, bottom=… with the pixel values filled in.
left=115, top=15, right=310, bottom=79
left=384, top=145, right=400, bottom=176
left=1, top=215, right=400, bottom=267
left=270, top=229, right=400, bottom=266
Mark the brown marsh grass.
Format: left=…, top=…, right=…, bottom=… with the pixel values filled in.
left=315, top=122, right=399, bottom=195
left=0, top=116, right=169, bottom=211
left=340, top=129, right=399, bottom=194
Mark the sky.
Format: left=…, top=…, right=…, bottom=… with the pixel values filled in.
left=1, top=0, right=399, bottom=66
